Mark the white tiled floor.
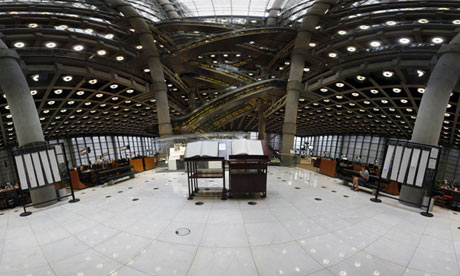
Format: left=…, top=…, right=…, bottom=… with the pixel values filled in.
left=0, top=166, right=460, bottom=276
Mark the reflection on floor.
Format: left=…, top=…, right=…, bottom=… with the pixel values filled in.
left=0, top=166, right=459, bottom=276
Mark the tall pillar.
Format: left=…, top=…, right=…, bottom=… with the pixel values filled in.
left=399, top=32, right=460, bottom=206
left=0, top=39, right=45, bottom=147
left=266, top=0, right=286, bottom=26
left=158, top=0, right=180, bottom=20
left=104, top=0, right=173, bottom=137
left=411, top=33, right=460, bottom=145
left=188, top=89, right=197, bottom=110
left=257, top=104, right=266, bottom=140
left=0, top=39, right=57, bottom=207
left=280, top=0, right=336, bottom=166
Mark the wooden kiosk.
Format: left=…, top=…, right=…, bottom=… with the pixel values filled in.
left=184, top=139, right=269, bottom=200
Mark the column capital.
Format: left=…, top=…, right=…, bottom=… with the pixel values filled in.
left=0, top=48, right=20, bottom=61
left=438, top=43, right=460, bottom=56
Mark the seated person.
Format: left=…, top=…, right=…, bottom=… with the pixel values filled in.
left=352, top=166, right=369, bottom=191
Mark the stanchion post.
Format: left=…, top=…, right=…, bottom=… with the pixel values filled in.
left=421, top=185, right=434, bottom=217
left=19, top=203, right=32, bottom=217
left=68, top=178, right=80, bottom=204
left=370, top=180, right=382, bottom=203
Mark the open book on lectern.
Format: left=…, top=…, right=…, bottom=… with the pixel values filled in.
left=185, top=141, right=219, bottom=158
left=231, top=139, right=264, bottom=155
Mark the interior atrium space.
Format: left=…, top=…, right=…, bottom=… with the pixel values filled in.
left=2, top=0, right=460, bottom=275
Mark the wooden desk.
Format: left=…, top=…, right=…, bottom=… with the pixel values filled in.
left=130, top=158, right=144, bottom=172
left=144, top=157, right=156, bottom=170
left=319, top=159, right=338, bottom=178
left=70, top=170, right=86, bottom=190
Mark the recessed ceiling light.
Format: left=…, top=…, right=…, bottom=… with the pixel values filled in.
left=399, top=38, right=411, bottom=44
left=96, top=93, right=103, bottom=98
left=144, top=68, right=150, bottom=73
left=43, top=110, right=49, bottom=114
left=57, top=24, right=68, bottom=29
left=309, top=42, right=317, bottom=47
left=445, top=113, right=450, bottom=117
left=130, top=28, right=135, bottom=32
left=453, top=20, right=460, bottom=25
left=370, top=89, right=379, bottom=94
left=126, top=89, right=134, bottom=93
left=303, top=67, right=310, bottom=72
left=359, top=25, right=370, bottom=30
left=48, top=100, right=55, bottom=105
left=45, top=42, right=57, bottom=48
left=68, top=100, right=74, bottom=104
left=116, top=56, right=124, bottom=61
left=112, top=97, right=118, bottom=100
left=417, top=88, right=425, bottom=93
left=336, top=82, right=344, bottom=87
left=400, top=99, right=408, bottom=103
left=299, top=98, right=305, bottom=102
left=356, top=75, right=366, bottom=81
left=352, top=92, right=359, bottom=97
left=110, top=84, right=118, bottom=89
left=336, top=95, right=343, bottom=99
left=88, top=79, right=97, bottom=84
left=386, top=21, right=397, bottom=26
left=30, top=90, right=37, bottom=95
left=381, top=99, right=388, bottom=104
left=347, top=46, right=356, bottom=52
left=136, top=45, right=143, bottom=49
left=73, top=44, right=84, bottom=51
left=97, top=50, right=106, bottom=55
left=432, top=37, right=444, bottom=44
left=364, top=101, right=370, bottom=104
left=418, top=19, right=429, bottom=24
left=14, top=42, right=25, bottom=48
left=370, top=41, right=381, bottom=47
left=329, top=52, right=338, bottom=58
left=54, top=89, right=63, bottom=94
left=125, top=100, right=131, bottom=103
left=62, top=75, right=72, bottom=82
left=105, top=34, right=114, bottom=39
left=338, top=30, right=347, bottom=35
left=320, top=88, right=328, bottom=92
left=382, top=71, right=394, bottom=77
left=84, top=28, right=94, bottom=34
left=393, top=88, right=401, bottom=93
left=61, top=109, right=67, bottom=113
left=76, top=91, right=85, bottom=95
left=84, top=102, right=91, bottom=106
left=349, top=102, right=355, bottom=106
left=28, top=23, right=38, bottom=28
left=406, top=108, right=413, bottom=112
left=416, top=70, right=425, bottom=77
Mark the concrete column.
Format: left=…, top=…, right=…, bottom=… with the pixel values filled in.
left=104, top=0, right=173, bottom=137
left=0, top=39, right=45, bottom=147
left=257, top=104, right=266, bottom=140
left=411, top=33, right=460, bottom=146
left=280, top=0, right=336, bottom=166
left=188, top=89, right=197, bottom=110
left=266, top=0, right=286, bottom=26
left=158, top=0, right=180, bottom=20
left=399, top=33, right=460, bottom=207
left=0, top=39, right=57, bottom=207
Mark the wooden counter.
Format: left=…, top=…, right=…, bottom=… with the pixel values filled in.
left=70, top=170, right=86, bottom=190
left=129, top=158, right=144, bottom=172
left=319, top=159, right=338, bottom=178
left=144, top=157, right=156, bottom=170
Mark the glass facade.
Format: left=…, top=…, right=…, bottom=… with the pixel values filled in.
left=174, top=0, right=275, bottom=17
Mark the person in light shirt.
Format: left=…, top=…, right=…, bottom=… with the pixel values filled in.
left=352, top=165, right=369, bottom=191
